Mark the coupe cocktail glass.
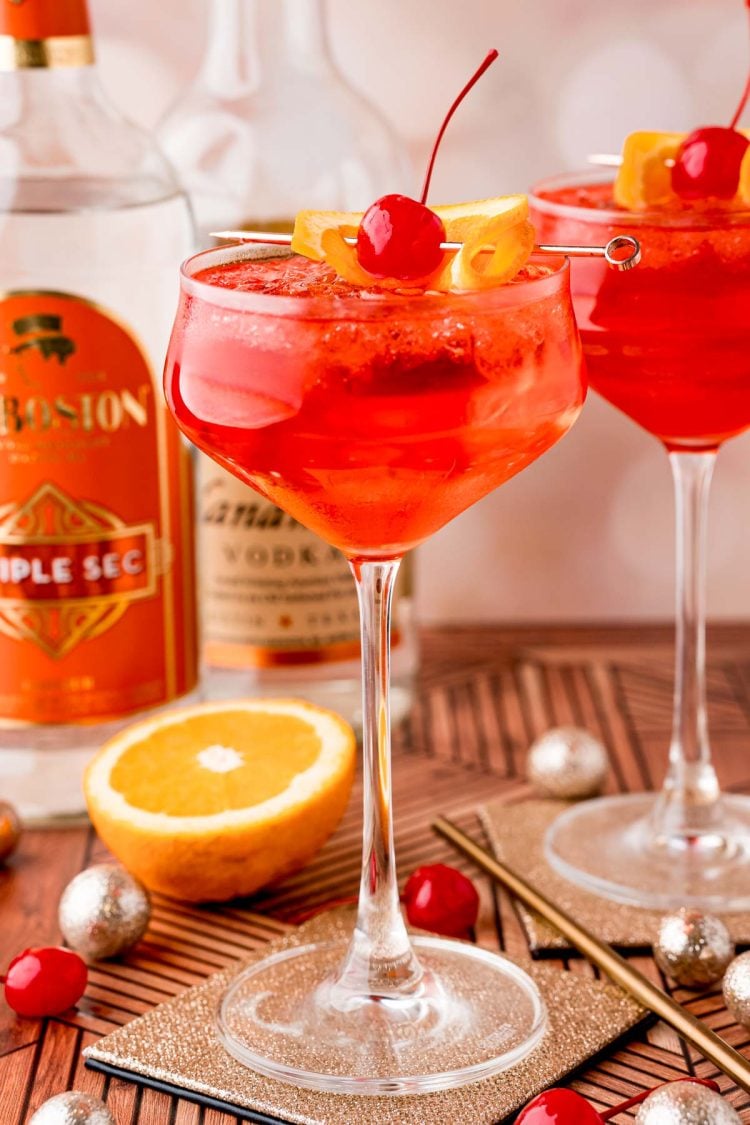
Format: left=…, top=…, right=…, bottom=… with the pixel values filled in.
left=531, top=170, right=750, bottom=911
left=165, top=244, right=585, bottom=1094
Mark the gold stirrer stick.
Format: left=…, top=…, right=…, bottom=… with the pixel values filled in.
left=433, top=815, right=750, bottom=1094
left=209, top=230, right=642, bottom=272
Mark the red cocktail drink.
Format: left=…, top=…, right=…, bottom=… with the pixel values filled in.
left=533, top=174, right=750, bottom=449
left=165, top=241, right=584, bottom=1094
left=530, top=168, right=750, bottom=911
left=168, top=251, right=583, bottom=561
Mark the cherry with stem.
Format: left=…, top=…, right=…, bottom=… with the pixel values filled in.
left=672, top=2, right=750, bottom=199
left=356, top=49, right=499, bottom=279
left=418, top=48, right=499, bottom=206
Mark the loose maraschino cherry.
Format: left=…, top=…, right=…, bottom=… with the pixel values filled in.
left=516, top=1079, right=720, bottom=1123
left=402, top=863, right=479, bottom=937
left=672, top=5, right=750, bottom=199
left=356, top=49, right=499, bottom=280
left=515, top=1088, right=604, bottom=1124
left=3, top=946, right=87, bottom=1017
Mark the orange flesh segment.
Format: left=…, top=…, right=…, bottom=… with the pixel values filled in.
left=291, top=195, right=533, bottom=292
left=109, top=711, right=321, bottom=816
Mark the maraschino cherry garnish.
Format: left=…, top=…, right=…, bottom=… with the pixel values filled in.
left=3, top=946, right=87, bottom=1017
left=402, top=863, right=480, bottom=937
left=672, top=5, right=750, bottom=200
left=516, top=1079, right=720, bottom=1123
left=356, top=49, right=499, bottom=280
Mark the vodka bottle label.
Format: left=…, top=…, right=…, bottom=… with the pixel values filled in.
left=199, top=459, right=364, bottom=668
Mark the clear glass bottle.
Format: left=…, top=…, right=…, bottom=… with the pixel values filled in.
left=0, top=1, right=198, bottom=821
left=158, top=0, right=416, bottom=727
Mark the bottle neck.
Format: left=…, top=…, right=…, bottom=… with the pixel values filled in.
left=200, top=0, right=332, bottom=95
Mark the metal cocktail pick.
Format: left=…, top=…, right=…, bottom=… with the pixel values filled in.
left=589, top=152, right=676, bottom=169
left=210, top=229, right=642, bottom=272
left=433, top=815, right=750, bottom=1094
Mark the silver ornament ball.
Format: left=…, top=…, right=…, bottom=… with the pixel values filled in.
left=28, top=1091, right=115, bottom=1125
left=635, top=1080, right=741, bottom=1123
left=526, top=726, right=608, bottom=799
left=59, top=862, right=151, bottom=960
left=653, top=908, right=734, bottom=990
left=723, top=950, right=750, bottom=1027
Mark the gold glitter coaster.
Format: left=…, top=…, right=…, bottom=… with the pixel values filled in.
left=84, top=910, right=647, bottom=1124
left=480, top=798, right=750, bottom=954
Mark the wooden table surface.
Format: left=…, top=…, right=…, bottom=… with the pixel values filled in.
left=3, top=624, right=750, bottom=1124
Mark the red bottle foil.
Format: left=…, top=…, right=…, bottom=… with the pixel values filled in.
left=0, top=0, right=90, bottom=40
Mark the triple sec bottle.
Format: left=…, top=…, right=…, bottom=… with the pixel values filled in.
left=0, top=0, right=198, bottom=819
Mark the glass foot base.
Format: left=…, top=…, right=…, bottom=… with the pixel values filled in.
left=217, top=936, right=547, bottom=1095
left=545, top=793, right=750, bottom=910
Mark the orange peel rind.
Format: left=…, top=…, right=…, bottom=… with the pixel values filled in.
left=434, top=196, right=534, bottom=290
left=739, top=143, right=750, bottom=206
left=291, top=194, right=535, bottom=292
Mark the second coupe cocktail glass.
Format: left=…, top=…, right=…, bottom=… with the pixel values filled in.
left=165, top=243, right=585, bottom=1093
left=531, top=171, right=750, bottom=911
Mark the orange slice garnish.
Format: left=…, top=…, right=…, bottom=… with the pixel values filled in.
left=290, top=209, right=362, bottom=262
left=613, top=131, right=684, bottom=211
left=291, top=195, right=534, bottom=292
left=433, top=196, right=534, bottom=290
left=614, top=129, right=750, bottom=210
left=738, top=141, right=750, bottom=206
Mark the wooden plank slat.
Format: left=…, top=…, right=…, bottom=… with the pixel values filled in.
left=3, top=625, right=750, bottom=1123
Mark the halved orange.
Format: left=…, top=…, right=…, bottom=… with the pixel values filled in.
left=84, top=699, right=356, bottom=902
left=290, top=195, right=534, bottom=291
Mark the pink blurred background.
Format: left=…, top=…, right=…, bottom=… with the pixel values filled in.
left=91, top=0, right=750, bottom=624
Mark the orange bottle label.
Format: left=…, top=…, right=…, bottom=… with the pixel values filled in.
left=0, top=0, right=90, bottom=39
left=0, top=291, right=197, bottom=724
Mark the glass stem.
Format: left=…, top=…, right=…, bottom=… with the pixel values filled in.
left=332, top=558, right=423, bottom=1001
left=652, top=450, right=723, bottom=845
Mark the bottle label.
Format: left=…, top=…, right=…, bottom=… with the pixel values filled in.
left=199, top=458, right=363, bottom=668
left=0, top=0, right=93, bottom=69
left=0, top=291, right=197, bottom=723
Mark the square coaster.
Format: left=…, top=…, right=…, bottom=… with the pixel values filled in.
left=480, top=798, right=750, bottom=954
left=85, top=909, right=648, bottom=1125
